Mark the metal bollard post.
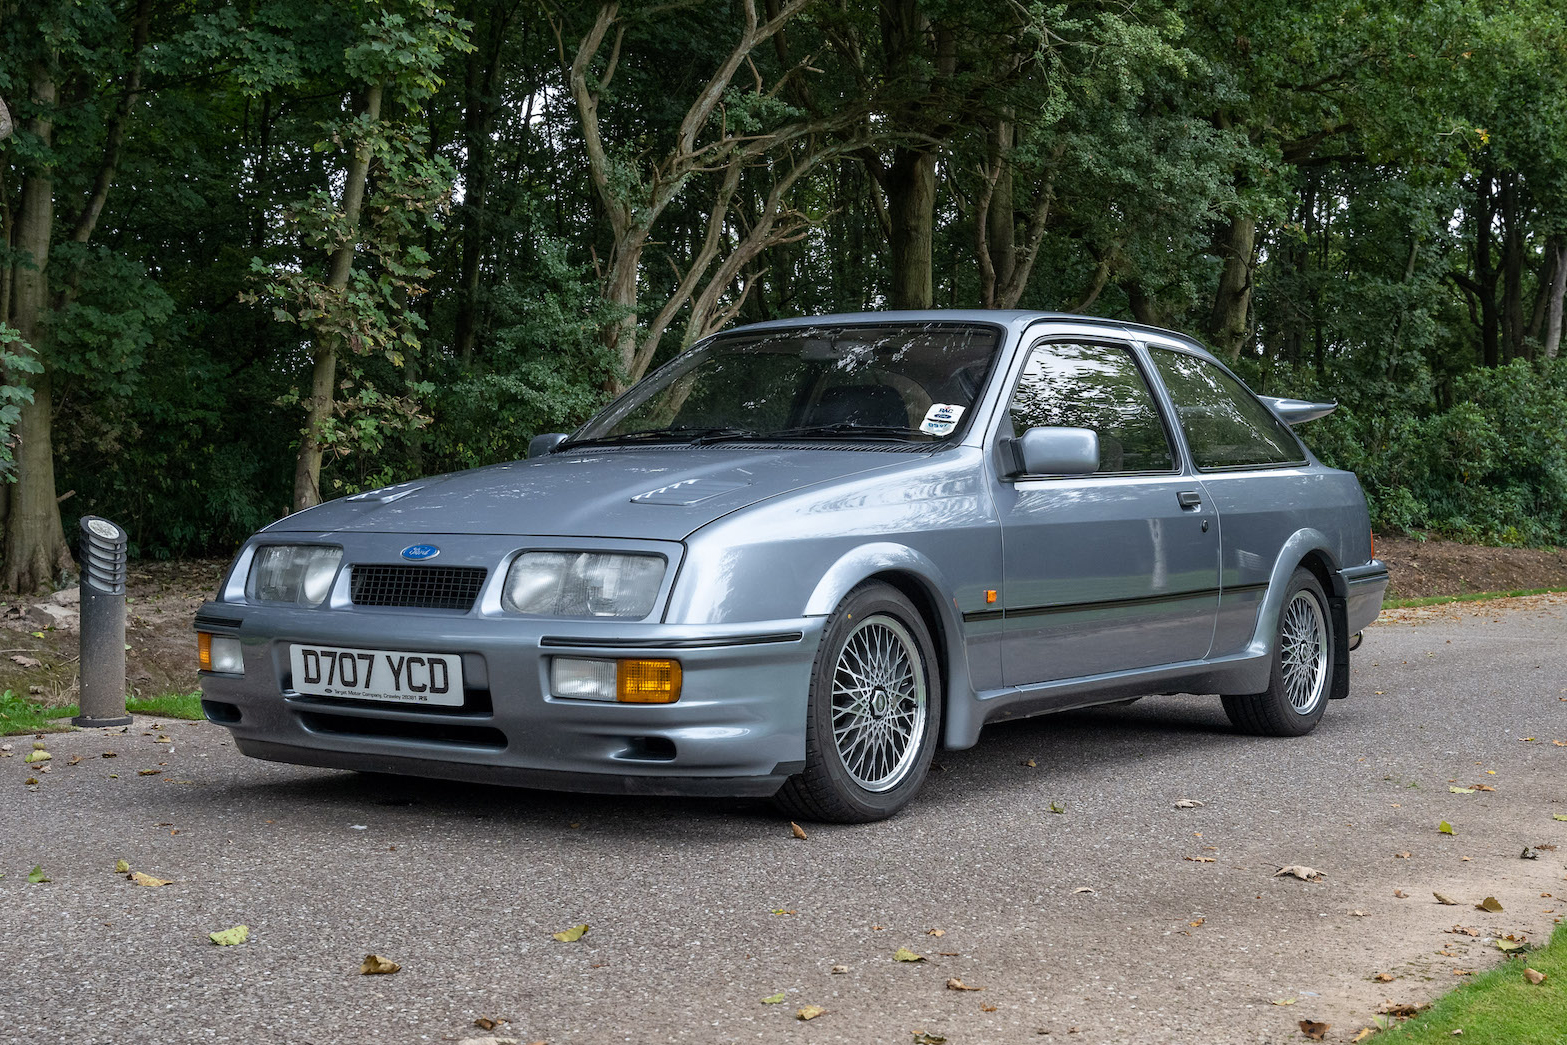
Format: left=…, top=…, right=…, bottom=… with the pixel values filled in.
left=74, top=516, right=132, bottom=728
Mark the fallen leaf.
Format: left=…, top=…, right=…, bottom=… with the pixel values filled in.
left=1394, top=851, right=1411, bottom=859
left=27, top=865, right=49, bottom=884
left=1185, top=856, right=1216, bottom=863
left=796, top=1005, right=825, bottom=1021
left=10, top=654, right=39, bottom=667
left=1473, top=784, right=1494, bottom=791
left=1394, top=889, right=1408, bottom=898
left=1553, top=815, right=1567, bottom=822
left=1352, top=1029, right=1376, bottom=1042
left=831, top=965, right=848, bottom=974
left=209, top=925, right=249, bottom=946
left=946, top=978, right=983, bottom=991
left=771, top=909, right=796, bottom=916
left=893, top=947, right=925, bottom=962
left=1495, top=939, right=1527, bottom=952
left=551, top=923, right=589, bottom=942
left=761, top=992, right=786, bottom=1005
left=1522, top=847, right=1540, bottom=860
left=1021, top=759, right=1036, bottom=768
left=32, top=741, right=46, bottom=750
left=360, top=954, right=400, bottom=975
left=129, top=872, right=171, bottom=887
left=1073, top=886, right=1095, bottom=894
left=1438, top=821, right=1455, bottom=835
left=1275, top=865, right=1325, bottom=882
left=1047, top=801, right=1065, bottom=814
left=1382, top=1003, right=1422, bottom=1017
left=1450, top=786, right=1476, bottom=794
left=24, top=777, right=37, bottom=786
left=980, top=1003, right=997, bottom=1012
left=926, top=928, right=945, bottom=936
left=1351, top=910, right=1368, bottom=918
left=1475, top=897, right=1503, bottom=913
left=1299, top=1019, right=1330, bottom=1040
left=473, top=1017, right=507, bottom=1030
left=1453, top=969, right=1475, bottom=976
left=911, top=1034, right=945, bottom=1044
left=1524, top=968, right=1547, bottom=984
left=1174, top=799, right=1205, bottom=809
left=102, top=751, right=117, bottom=758
left=1272, top=998, right=1298, bottom=1006
left=1375, top=973, right=1395, bottom=982
left=137, top=769, right=160, bottom=777
left=1554, top=741, right=1567, bottom=747
left=23, top=750, right=50, bottom=764
left=1520, top=737, right=1535, bottom=742
left=790, top=821, right=807, bottom=840
left=1189, top=918, right=1206, bottom=927
left=114, top=859, right=129, bottom=874
left=1434, top=892, right=1461, bottom=905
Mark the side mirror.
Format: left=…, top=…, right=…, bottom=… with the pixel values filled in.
left=1014, top=426, right=1099, bottom=476
left=528, top=433, right=568, bottom=458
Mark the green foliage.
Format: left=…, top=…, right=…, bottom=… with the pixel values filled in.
left=0, top=325, right=42, bottom=482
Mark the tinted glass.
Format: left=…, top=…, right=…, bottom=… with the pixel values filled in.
left=571, top=324, right=1000, bottom=446
left=1007, top=342, right=1175, bottom=473
left=1150, top=350, right=1305, bottom=469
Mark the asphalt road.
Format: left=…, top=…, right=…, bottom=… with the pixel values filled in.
left=4, top=596, right=1566, bottom=1045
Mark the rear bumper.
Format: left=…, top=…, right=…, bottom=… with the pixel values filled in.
left=196, top=601, right=824, bottom=798
left=1339, top=559, right=1390, bottom=634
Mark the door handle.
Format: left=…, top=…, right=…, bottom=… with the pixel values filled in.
left=1177, top=490, right=1202, bottom=510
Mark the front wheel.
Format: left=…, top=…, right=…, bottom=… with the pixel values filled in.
left=1222, top=567, right=1332, bottom=737
left=774, top=582, right=941, bottom=823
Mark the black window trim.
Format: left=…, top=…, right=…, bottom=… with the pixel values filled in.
left=1001, top=336, right=1184, bottom=482
left=1147, top=345, right=1309, bottom=473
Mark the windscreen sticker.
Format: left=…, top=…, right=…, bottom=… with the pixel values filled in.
left=920, top=403, right=965, bottom=436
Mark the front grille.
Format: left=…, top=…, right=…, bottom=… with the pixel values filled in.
left=349, top=564, right=487, bottom=611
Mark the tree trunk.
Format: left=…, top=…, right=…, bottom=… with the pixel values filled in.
left=4, top=66, right=73, bottom=592
left=1208, top=214, right=1256, bottom=360
left=1545, top=238, right=1566, bottom=360
left=455, top=2, right=505, bottom=366
left=292, top=84, right=383, bottom=513
left=1472, top=169, right=1500, bottom=367
left=885, top=146, right=936, bottom=309
left=984, top=118, right=1016, bottom=306
left=1499, top=173, right=1525, bottom=362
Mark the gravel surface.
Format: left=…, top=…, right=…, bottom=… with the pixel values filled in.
left=3, top=596, right=1565, bottom=1045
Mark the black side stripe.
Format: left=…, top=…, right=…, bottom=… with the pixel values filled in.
left=961, top=581, right=1270, bottom=623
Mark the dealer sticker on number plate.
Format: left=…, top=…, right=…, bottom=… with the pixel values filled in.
left=289, top=644, right=464, bottom=706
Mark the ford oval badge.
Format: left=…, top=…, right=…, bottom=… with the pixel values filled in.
left=400, top=544, right=440, bottom=561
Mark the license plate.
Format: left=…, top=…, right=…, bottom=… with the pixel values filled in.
left=288, top=644, right=464, bottom=707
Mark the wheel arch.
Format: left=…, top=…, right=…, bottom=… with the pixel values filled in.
left=1249, top=533, right=1351, bottom=701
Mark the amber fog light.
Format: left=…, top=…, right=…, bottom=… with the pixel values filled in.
left=616, top=659, right=681, bottom=704
left=197, top=633, right=244, bottom=675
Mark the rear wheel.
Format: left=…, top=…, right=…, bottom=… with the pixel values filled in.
left=1222, top=567, right=1332, bottom=737
left=774, top=582, right=940, bottom=823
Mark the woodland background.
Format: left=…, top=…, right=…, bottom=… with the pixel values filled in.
left=1, top=0, right=1565, bottom=591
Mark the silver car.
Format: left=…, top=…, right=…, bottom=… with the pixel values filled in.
left=196, top=311, right=1388, bottom=822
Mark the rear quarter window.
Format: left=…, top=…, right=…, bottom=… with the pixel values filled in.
left=1149, top=349, right=1306, bottom=470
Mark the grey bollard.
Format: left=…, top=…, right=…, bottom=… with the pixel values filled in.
left=74, top=516, right=132, bottom=728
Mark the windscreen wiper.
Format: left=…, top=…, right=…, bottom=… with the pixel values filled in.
left=764, top=423, right=926, bottom=441
left=560, top=426, right=758, bottom=449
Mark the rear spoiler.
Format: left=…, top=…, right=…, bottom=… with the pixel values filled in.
left=1258, top=396, right=1336, bottom=425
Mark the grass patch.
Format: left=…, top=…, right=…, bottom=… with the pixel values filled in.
left=125, top=692, right=203, bottom=720
left=1, top=690, right=204, bottom=734
left=1377, top=922, right=1567, bottom=1044
left=0, top=690, right=78, bottom=735
left=1382, top=586, right=1567, bottom=610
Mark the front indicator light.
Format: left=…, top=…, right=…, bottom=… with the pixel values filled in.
left=617, top=659, right=682, bottom=704
left=551, top=657, right=682, bottom=703
left=197, top=633, right=244, bottom=675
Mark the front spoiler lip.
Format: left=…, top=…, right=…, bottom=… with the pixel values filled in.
left=235, top=738, right=801, bottom=798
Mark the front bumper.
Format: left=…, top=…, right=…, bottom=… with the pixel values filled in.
left=1340, top=559, right=1390, bottom=634
left=195, top=602, right=824, bottom=798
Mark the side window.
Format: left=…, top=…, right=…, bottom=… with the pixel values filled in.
left=1007, top=342, right=1175, bottom=474
left=1149, top=349, right=1306, bottom=469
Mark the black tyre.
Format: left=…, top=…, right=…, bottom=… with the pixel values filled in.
left=1222, top=567, right=1332, bottom=737
left=774, top=582, right=941, bottom=823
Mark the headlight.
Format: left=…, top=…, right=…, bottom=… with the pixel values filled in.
left=246, top=545, right=343, bottom=606
left=502, top=551, right=665, bottom=618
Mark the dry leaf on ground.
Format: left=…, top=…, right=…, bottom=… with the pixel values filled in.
left=830, top=965, right=848, bottom=974
left=1395, top=851, right=1411, bottom=858
left=1394, top=889, right=1409, bottom=898
left=927, top=928, right=945, bottom=936
left=27, top=865, right=49, bottom=884
left=1434, top=892, right=1461, bottom=905
left=1374, top=973, right=1395, bottom=982
left=1450, top=786, right=1476, bottom=794
left=1073, top=886, right=1095, bottom=894
left=893, top=947, right=925, bottom=962
left=360, top=954, right=400, bottom=975
left=209, top=925, right=249, bottom=946
left=796, top=1005, right=825, bottom=1021
left=1438, top=820, right=1455, bottom=834
left=1524, top=968, right=1547, bottom=984
left=551, top=923, right=588, bottom=942
left=1352, top=1029, right=1376, bottom=1043
left=113, top=859, right=130, bottom=874
left=790, top=821, right=807, bottom=839
left=761, top=992, right=786, bottom=1005
left=912, top=1034, right=946, bottom=1045
left=1274, top=865, right=1325, bottom=882
left=1475, top=897, right=1504, bottom=913
left=1298, top=1019, right=1330, bottom=1040
left=23, top=750, right=50, bottom=763
left=1174, top=799, right=1204, bottom=809
left=129, top=871, right=171, bottom=887
left=473, top=1017, right=508, bottom=1030
left=945, top=978, right=983, bottom=991
left=1185, top=856, right=1216, bottom=863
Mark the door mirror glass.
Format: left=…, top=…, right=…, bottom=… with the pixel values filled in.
left=1016, top=426, right=1100, bottom=476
